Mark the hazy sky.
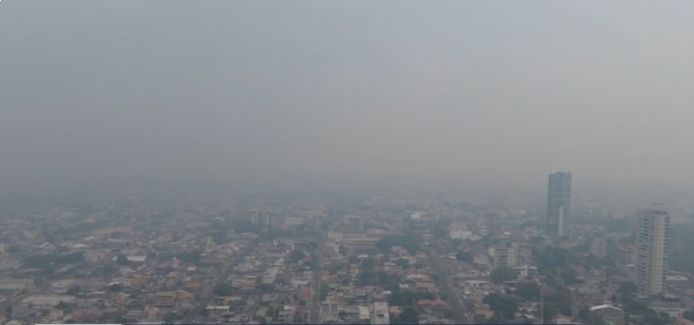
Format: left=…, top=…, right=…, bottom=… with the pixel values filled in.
left=2, top=1, right=694, bottom=187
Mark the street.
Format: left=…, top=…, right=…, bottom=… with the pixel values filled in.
left=309, top=231, right=326, bottom=324
left=427, top=246, right=472, bottom=324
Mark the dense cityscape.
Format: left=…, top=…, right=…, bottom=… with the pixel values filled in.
left=0, top=173, right=691, bottom=325
left=4, top=1, right=694, bottom=325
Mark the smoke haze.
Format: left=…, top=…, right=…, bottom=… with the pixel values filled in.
left=2, top=1, right=694, bottom=189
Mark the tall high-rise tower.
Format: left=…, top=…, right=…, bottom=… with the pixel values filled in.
left=547, top=172, right=572, bottom=236
left=636, top=204, right=670, bottom=297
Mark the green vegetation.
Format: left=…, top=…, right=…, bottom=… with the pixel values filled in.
left=116, top=254, right=129, bottom=265
left=258, top=283, right=274, bottom=293
left=23, top=252, right=85, bottom=268
left=391, top=306, right=419, bottom=324
left=178, top=249, right=202, bottom=263
left=375, top=234, right=420, bottom=255
left=360, top=257, right=376, bottom=269
left=534, top=246, right=577, bottom=275
left=320, top=284, right=330, bottom=300
left=163, top=311, right=175, bottom=325
left=490, top=265, right=515, bottom=283
left=213, top=283, right=233, bottom=296
left=395, top=258, right=410, bottom=268
left=455, top=250, right=473, bottom=263
left=483, top=293, right=518, bottom=317
left=67, top=285, right=81, bottom=295
left=514, top=283, right=540, bottom=301
left=290, top=249, right=306, bottom=263
left=388, top=291, right=436, bottom=306
left=108, top=283, right=123, bottom=292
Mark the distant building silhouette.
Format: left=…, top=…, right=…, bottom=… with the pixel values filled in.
left=250, top=209, right=272, bottom=226
left=547, top=172, right=572, bottom=236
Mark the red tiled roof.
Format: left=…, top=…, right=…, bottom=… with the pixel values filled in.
left=417, top=299, right=448, bottom=307
left=177, top=290, right=195, bottom=299
left=186, top=282, right=201, bottom=289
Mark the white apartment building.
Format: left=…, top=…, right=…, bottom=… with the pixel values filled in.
left=635, top=204, right=670, bottom=297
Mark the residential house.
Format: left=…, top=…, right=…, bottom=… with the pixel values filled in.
left=175, top=290, right=194, bottom=308
left=153, top=291, right=176, bottom=308
left=416, top=300, right=448, bottom=317
left=590, top=305, right=625, bottom=325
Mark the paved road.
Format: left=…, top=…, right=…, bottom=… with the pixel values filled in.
left=180, top=242, right=258, bottom=324
left=309, top=232, right=326, bottom=324
left=427, top=247, right=472, bottom=324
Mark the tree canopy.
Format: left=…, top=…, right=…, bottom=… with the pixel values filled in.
left=290, top=249, right=306, bottom=263
left=491, top=265, right=516, bottom=283
left=213, top=283, right=233, bottom=296
left=375, top=234, right=420, bottom=255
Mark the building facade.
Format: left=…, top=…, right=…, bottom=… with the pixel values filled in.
left=547, top=172, right=572, bottom=236
left=250, top=210, right=272, bottom=226
left=635, top=204, right=670, bottom=297
left=494, top=242, right=531, bottom=268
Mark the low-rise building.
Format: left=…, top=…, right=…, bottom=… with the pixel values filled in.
left=22, top=295, right=76, bottom=308
left=590, top=304, right=624, bottom=325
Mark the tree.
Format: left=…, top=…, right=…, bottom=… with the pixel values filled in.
left=515, top=283, right=540, bottom=301
left=361, top=257, right=376, bottom=269
left=542, top=303, right=559, bottom=321
left=56, top=301, right=69, bottom=310
left=398, top=306, right=419, bottom=324
left=259, top=283, right=275, bottom=293
left=116, top=254, right=129, bottom=266
left=213, top=283, right=233, bottom=296
left=623, top=300, right=648, bottom=315
left=491, top=265, right=516, bottom=283
left=163, top=311, right=175, bottom=325
left=178, top=250, right=202, bottom=263
left=108, top=283, right=123, bottom=292
left=483, top=293, right=505, bottom=310
left=67, top=285, right=81, bottom=295
left=684, top=310, right=694, bottom=321
left=375, top=235, right=420, bottom=255
left=395, top=258, right=410, bottom=268
left=560, top=268, right=578, bottom=284
left=290, top=249, right=306, bottom=263
left=502, top=304, right=517, bottom=319
left=456, top=250, right=473, bottom=263
left=618, top=281, right=637, bottom=296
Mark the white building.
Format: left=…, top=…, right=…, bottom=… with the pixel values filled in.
left=371, top=302, right=390, bottom=324
left=635, top=204, right=670, bottom=297
left=494, top=242, right=531, bottom=268
left=22, top=295, right=75, bottom=307
left=284, top=217, right=304, bottom=227
left=449, top=223, right=472, bottom=240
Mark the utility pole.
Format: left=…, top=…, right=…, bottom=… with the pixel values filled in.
left=540, top=282, right=544, bottom=324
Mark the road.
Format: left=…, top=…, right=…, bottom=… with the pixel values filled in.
left=180, top=242, right=258, bottom=324
left=0, top=291, right=32, bottom=315
left=427, top=247, right=472, bottom=324
left=309, top=231, right=326, bottom=324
